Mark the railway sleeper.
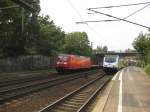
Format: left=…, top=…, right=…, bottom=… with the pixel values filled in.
left=74, top=92, right=88, bottom=95
left=61, top=103, right=79, bottom=108
left=83, top=89, right=94, bottom=93
left=72, top=94, right=87, bottom=97
left=71, top=97, right=86, bottom=100
left=64, top=100, right=83, bottom=105
left=52, top=109, right=68, bottom=112
left=62, top=101, right=84, bottom=108
left=75, top=92, right=89, bottom=95
left=73, top=95, right=87, bottom=99
left=53, top=106, right=77, bottom=111
left=68, top=98, right=85, bottom=102
left=74, top=91, right=92, bottom=96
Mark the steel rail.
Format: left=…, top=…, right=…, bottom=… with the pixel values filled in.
left=0, top=70, right=98, bottom=94
left=0, top=73, right=56, bottom=88
left=77, top=78, right=110, bottom=112
left=0, top=69, right=98, bottom=87
left=38, top=74, right=107, bottom=112
left=0, top=69, right=55, bottom=87
left=0, top=70, right=99, bottom=104
left=0, top=70, right=96, bottom=94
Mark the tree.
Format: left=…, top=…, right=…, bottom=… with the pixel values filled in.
left=11, top=0, right=40, bottom=13
left=0, top=0, right=41, bottom=57
left=0, top=0, right=24, bottom=56
left=0, top=1, right=65, bottom=57
left=133, top=32, right=150, bottom=65
left=36, top=15, right=65, bottom=56
left=63, top=32, right=92, bottom=56
left=93, top=46, right=108, bottom=54
left=133, top=33, right=150, bottom=54
left=103, top=46, right=108, bottom=52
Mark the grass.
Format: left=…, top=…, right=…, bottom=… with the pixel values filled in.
left=144, top=64, right=150, bottom=76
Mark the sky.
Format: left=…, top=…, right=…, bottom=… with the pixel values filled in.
left=40, top=0, right=150, bottom=51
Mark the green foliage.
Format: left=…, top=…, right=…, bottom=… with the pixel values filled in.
left=0, top=0, right=26, bottom=56
left=11, top=0, right=40, bottom=13
left=144, top=64, right=150, bottom=75
left=0, top=1, right=65, bottom=57
left=63, top=32, right=92, bottom=56
left=133, top=33, right=150, bottom=55
left=118, top=59, right=127, bottom=68
left=93, top=46, right=108, bottom=54
left=1, top=1, right=107, bottom=58
left=133, top=32, right=150, bottom=66
left=36, top=15, right=65, bottom=56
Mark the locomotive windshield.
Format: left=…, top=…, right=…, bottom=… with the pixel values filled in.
left=58, top=54, right=68, bottom=61
left=105, top=55, right=118, bottom=63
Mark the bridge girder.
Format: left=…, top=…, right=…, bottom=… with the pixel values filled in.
left=95, top=52, right=139, bottom=57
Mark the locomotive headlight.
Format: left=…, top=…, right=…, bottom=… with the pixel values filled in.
left=63, top=62, right=67, bottom=64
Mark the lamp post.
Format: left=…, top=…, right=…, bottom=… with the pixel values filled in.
left=21, top=8, right=24, bottom=33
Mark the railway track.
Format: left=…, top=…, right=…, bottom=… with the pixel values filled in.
left=38, top=75, right=110, bottom=112
left=0, top=70, right=100, bottom=104
left=0, top=73, right=57, bottom=88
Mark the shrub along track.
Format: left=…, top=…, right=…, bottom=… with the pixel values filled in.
left=0, top=70, right=99, bottom=104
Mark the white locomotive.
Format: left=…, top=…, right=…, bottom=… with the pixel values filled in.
left=103, top=55, right=119, bottom=72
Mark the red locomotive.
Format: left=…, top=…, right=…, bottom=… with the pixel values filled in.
left=56, top=54, right=92, bottom=73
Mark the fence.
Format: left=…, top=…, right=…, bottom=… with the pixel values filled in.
left=0, top=55, right=104, bottom=73
left=0, top=55, right=57, bottom=73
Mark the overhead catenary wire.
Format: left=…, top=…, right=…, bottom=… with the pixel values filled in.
left=123, top=3, right=150, bottom=19
left=86, top=1, right=150, bottom=27
left=77, top=3, right=150, bottom=24
left=76, top=19, right=119, bottom=24
left=79, top=0, right=103, bottom=37
left=89, top=1, right=150, bottom=9
left=67, top=0, right=102, bottom=38
left=67, top=0, right=85, bottom=21
left=88, top=8, right=150, bottom=29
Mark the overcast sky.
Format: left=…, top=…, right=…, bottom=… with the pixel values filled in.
left=40, top=0, right=150, bottom=51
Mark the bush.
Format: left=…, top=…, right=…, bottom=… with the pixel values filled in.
left=145, top=64, right=150, bottom=76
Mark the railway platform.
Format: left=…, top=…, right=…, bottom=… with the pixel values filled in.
left=92, top=66, right=150, bottom=112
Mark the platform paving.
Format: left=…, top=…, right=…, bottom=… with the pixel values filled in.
left=92, top=66, right=150, bottom=112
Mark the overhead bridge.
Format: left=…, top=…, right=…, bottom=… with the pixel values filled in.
left=95, top=52, right=139, bottom=57
left=92, top=52, right=139, bottom=66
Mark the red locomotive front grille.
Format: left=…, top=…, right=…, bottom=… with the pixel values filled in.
left=56, top=55, right=69, bottom=68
